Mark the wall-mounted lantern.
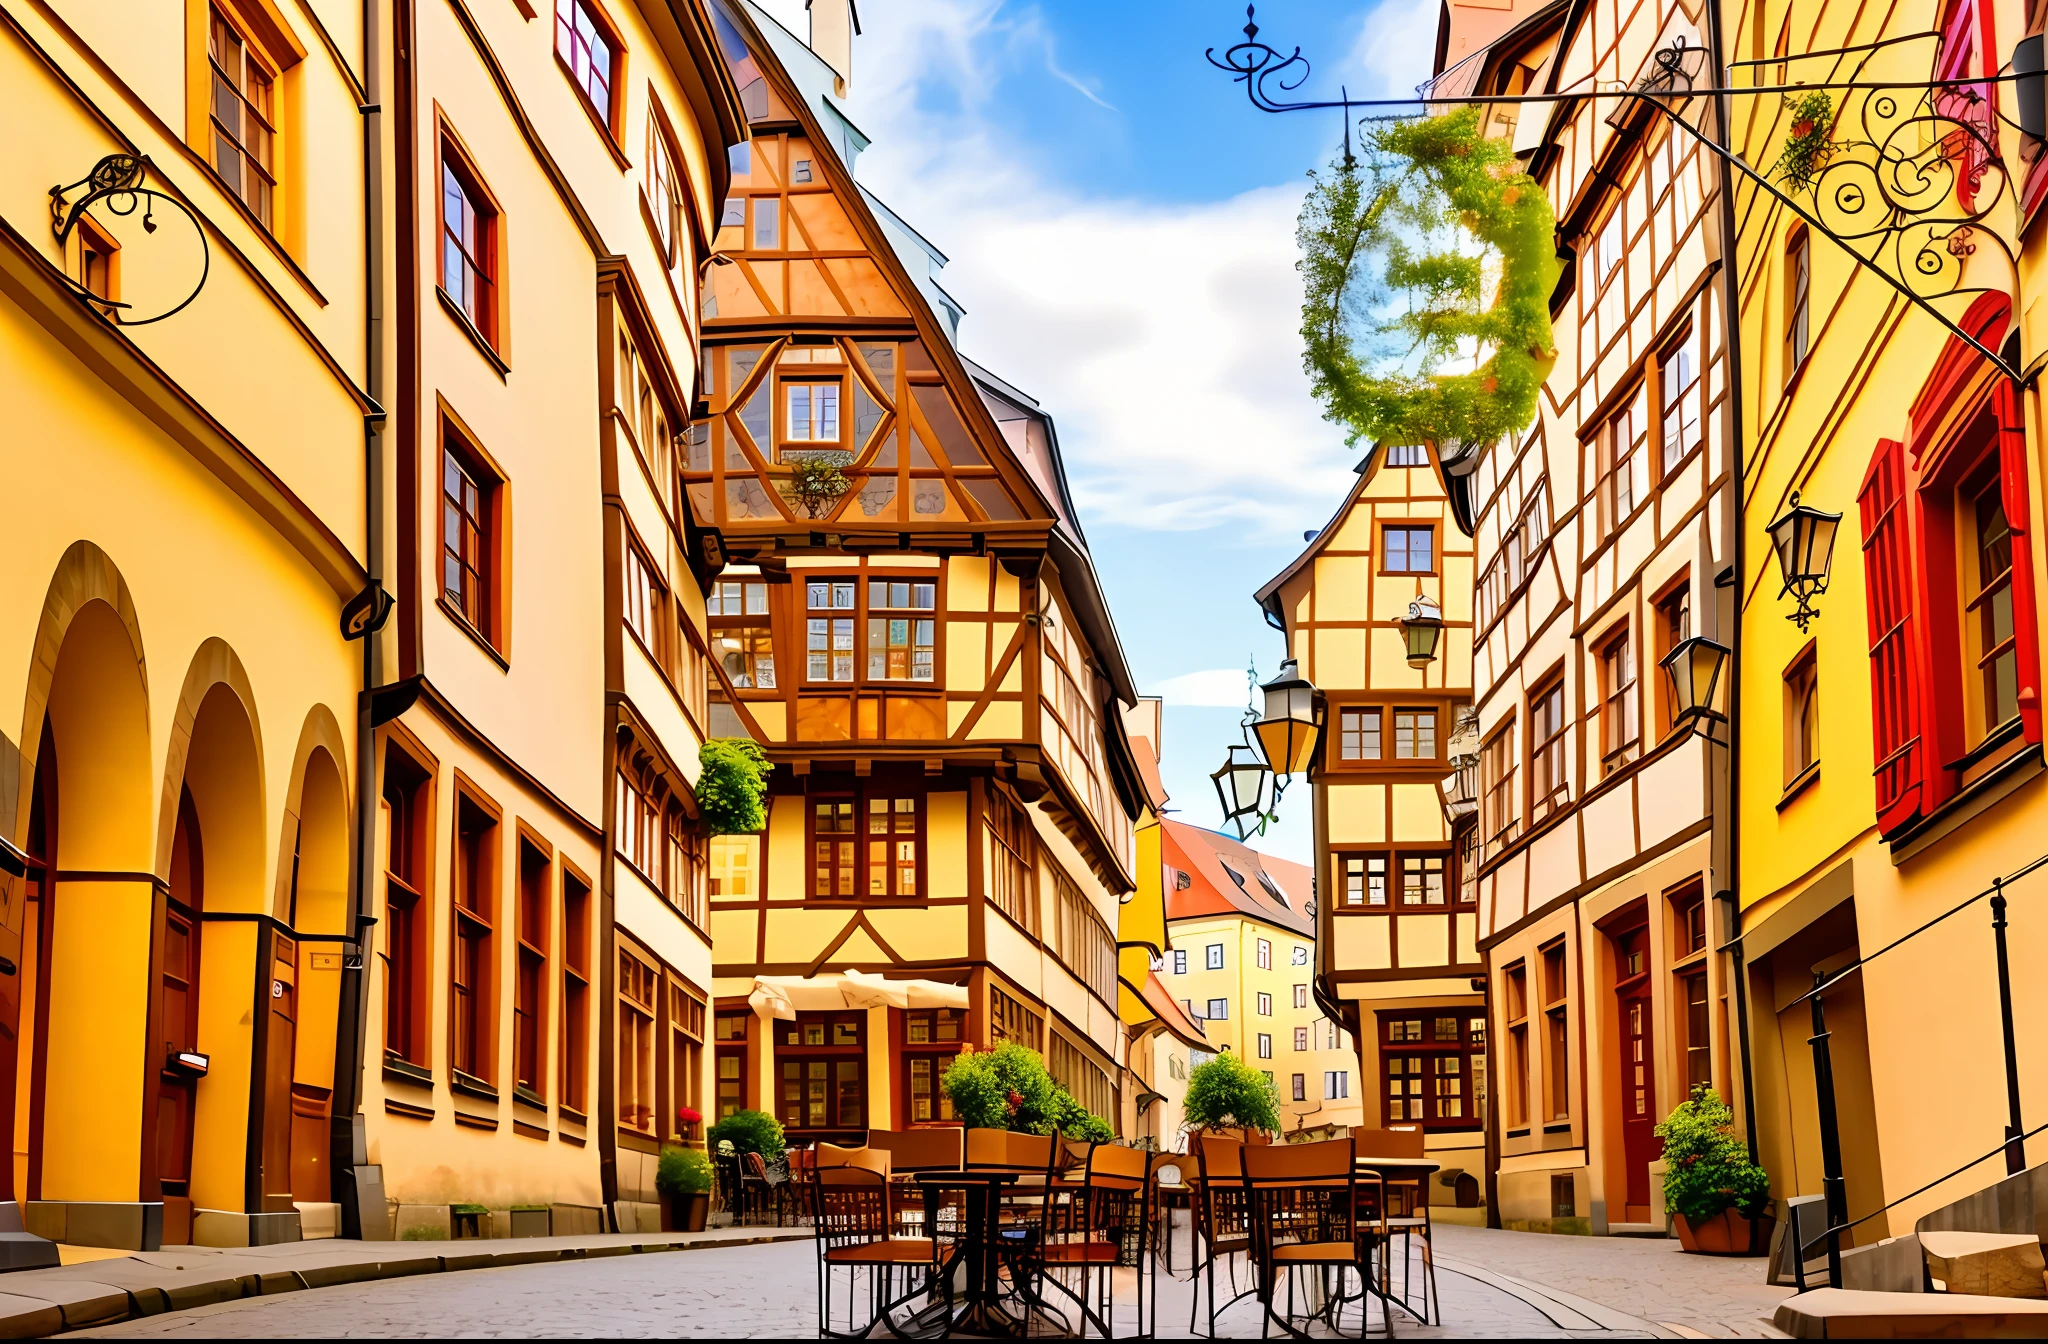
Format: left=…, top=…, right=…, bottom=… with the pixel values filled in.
left=1254, top=658, right=1320, bottom=776
left=1210, top=741, right=1271, bottom=840
left=1661, top=635, right=1731, bottom=728
left=1767, top=491, right=1842, bottom=632
left=1402, top=596, right=1444, bottom=668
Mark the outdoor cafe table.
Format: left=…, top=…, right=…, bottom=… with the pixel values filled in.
left=890, top=1168, right=1045, bottom=1340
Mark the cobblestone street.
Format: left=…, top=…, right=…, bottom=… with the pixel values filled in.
left=72, top=1225, right=1791, bottom=1339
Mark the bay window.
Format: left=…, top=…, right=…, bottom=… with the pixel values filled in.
left=868, top=580, right=937, bottom=680
left=808, top=792, right=922, bottom=899
left=806, top=580, right=857, bottom=682
left=709, top=579, right=775, bottom=689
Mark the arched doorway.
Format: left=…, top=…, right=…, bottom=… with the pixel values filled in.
left=278, top=743, right=347, bottom=1211
left=156, top=790, right=205, bottom=1242
left=20, top=594, right=155, bottom=1209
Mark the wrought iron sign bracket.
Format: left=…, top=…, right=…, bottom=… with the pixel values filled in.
left=1208, top=11, right=2028, bottom=382
left=48, top=153, right=210, bottom=325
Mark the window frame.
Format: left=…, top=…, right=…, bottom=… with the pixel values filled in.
left=1335, top=705, right=1383, bottom=763
left=381, top=740, right=435, bottom=1069
left=1597, top=624, right=1640, bottom=779
left=559, top=863, right=592, bottom=1113
left=1657, top=323, right=1703, bottom=478
left=200, top=1, right=292, bottom=232
left=437, top=406, right=510, bottom=659
left=448, top=778, right=502, bottom=1088
left=1378, top=1008, right=1487, bottom=1131
left=804, top=789, right=927, bottom=902
left=554, top=0, right=627, bottom=150
left=1380, top=523, right=1438, bottom=576
left=1785, top=226, right=1811, bottom=385
left=1481, top=717, right=1518, bottom=859
left=513, top=831, right=552, bottom=1101
left=1783, top=639, right=1820, bottom=791
left=436, top=128, right=506, bottom=362
left=1652, top=574, right=1693, bottom=740
left=1527, top=674, right=1569, bottom=824
left=641, top=93, right=689, bottom=270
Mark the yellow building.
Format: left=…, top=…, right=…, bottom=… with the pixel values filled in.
left=360, top=0, right=744, bottom=1239
left=1728, top=0, right=2048, bottom=1247
left=0, top=0, right=372, bottom=1255
left=1430, top=0, right=1738, bottom=1235
left=1256, top=444, right=1487, bottom=1208
left=1158, top=821, right=1360, bottom=1136
left=697, top=0, right=1149, bottom=1143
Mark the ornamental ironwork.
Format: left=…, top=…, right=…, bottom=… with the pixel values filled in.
left=1208, top=8, right=2028, bottom=381
left=48, top=153, right=210, bottom=325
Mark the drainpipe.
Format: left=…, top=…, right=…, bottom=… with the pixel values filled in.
left=333, top=0, right=389, bottom=1241
left=1702, top=0, right=1760, bottom=1164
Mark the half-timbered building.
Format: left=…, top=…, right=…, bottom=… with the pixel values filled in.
left=698, top=0, right=1150, bottom=1142
left=1256, top=444, right=1488, bottom=1207
left=1440, top=0, right=1738, bottom=1234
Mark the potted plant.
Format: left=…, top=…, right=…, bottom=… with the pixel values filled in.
left=1656, top=1085, right=1773, bottom=1254
left=706, top=1108, right=785, bottom=1162
left=1182, top=1052, right=1282, bottom=1138
left=657, top=1145, right=715, bottom=1232
left=940, top=1042, right=1115, bottom=1139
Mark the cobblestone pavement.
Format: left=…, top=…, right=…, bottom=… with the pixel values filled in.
left=74, top=1227, right=1790, bottom=1339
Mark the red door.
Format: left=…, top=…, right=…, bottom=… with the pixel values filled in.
left=1613, top=926, right=1657, bottom=1223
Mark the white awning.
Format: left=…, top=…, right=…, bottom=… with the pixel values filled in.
left=746, top=970, right=969, bottom=1021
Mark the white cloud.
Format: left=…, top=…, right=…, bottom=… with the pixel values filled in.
left=816, top=0, right=1359, bottom=539
left=1347, top=0, right=1444, bottom=100
left=1151, top=668, right=1259, bottom=709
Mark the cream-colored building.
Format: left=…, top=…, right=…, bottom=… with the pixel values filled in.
left=1433, top=0, right=1737, bottom=1234
left=697, top=1, right=1153, bottom=1144
left=1256, top=443, right=1487, bottom=1211
left=1158, top=821, right=1360, bottom=1136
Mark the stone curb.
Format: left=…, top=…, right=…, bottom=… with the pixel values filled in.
left=0, top=1228, right=813, bottom=1337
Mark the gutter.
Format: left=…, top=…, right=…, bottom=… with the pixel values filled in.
left=333, top=0, right=390, bottom=1241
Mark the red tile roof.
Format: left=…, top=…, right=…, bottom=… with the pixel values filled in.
left=1161, top=819, right=1314, bottom=938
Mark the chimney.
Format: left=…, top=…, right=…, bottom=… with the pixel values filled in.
left=807, top=0, right=856, bottom=97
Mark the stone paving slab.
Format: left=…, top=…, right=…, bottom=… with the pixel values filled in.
left=0, top=1225, right=811, bottom=1336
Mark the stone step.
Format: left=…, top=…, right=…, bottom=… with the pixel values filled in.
left=1922, top=1230, right=2047, bottom=1298
left=1777, top=1286, right=2048, bottom=1338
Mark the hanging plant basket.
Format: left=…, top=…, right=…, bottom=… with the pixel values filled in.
left=698, top=738, right=772, bottom=835
left=1297, top=106, right=1560, bottom=455
left=780, top=453, right=852, bottom=519
left=1772, top=91, right=1836, bottom=193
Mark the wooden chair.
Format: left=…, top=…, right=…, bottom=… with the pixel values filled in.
left=743, top=1150, right=796, bottom=1227
left=1189, top=1134, right=1256, bottom=1338
left=869, top=1127, right=965, bottom=1238
left=1243, top=1135, right=1388, bottom=1339
left=1040, top=1141, right=1157, bottom=1338
left=1354, top=1125, right=1438, bottom=1324
left=964, top=1129, right=1063, bottom=1321
left=809, top=1148, right=944, bottom=1339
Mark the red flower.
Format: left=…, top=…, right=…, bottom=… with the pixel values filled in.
left=676, top=1106, right=703, bottom=1124
left=1006, top=1089, right=1023, bottom=1114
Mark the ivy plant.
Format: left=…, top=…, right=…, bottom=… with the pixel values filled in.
left=1655, top=1085, right=1771, bottom=1222
left=1298, top=106, right=1560, bottom=454
left=1771, top=91, right=1836, bottom=192
left=698, top=738, right=772, bottom=835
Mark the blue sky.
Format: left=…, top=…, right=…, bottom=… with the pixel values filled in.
left=755, top=0, right=1440, bottom=863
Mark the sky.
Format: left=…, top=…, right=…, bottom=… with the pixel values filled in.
left=754, top=0, right=1442, bottom=864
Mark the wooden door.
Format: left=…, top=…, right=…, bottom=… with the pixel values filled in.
left=156, top=793, right=203, bottom=1243
left=1613, top=926, right=1657, bottom=1222
left=259, top=932, right=297, bottom=1213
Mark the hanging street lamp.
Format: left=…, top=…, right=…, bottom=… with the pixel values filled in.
left=1402, top=595, right=1445, bottom=668
left=1254, top=658, right=1320, bottom=776
left=1661, top=635, right=1732, bottom=729
left=1210, top=740, right=1272, bottom=841
left=1767, top=491, right=1842, bottom=632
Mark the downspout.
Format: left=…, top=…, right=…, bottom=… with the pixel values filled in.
left=334, top=0, right=389, bottom=1240
left=1702, top=0, right=1761, bottom=1164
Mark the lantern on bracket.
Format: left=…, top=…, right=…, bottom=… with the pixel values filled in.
left=1402, top=596, right=1445, bottom=668
left=1767, top=491, right=1842, bottom=632
left=1210, top=739, right=1272, bottom=841
left=1254, top=658, right=1320, bottom=776
left=1660, top=635, right=1731, bottom=730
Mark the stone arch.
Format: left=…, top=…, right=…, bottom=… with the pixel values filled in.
left=274, top=706, right=351, bottom=928
left=156, top=639, right=266, bottom=901
left=15, top=540, right=150, bottom=870
left=18, top=542, right=156, bottom=1207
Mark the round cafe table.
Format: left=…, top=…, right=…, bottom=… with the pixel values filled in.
left=887, top=1169, right=1034, bottom=1339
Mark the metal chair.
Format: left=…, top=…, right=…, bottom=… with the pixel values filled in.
left=1243, top=1135, right=1388, bottom=1339
left=869, top=1126, right=965, bottom=1239
left=1188, top=1134, right=1257, bottom=1337
left=1354, top=1125, right=1438, bottom=1324
left=1041, top=1140, right=1157, bottom=1338
left=809, top=1148, right=944, bottom=1339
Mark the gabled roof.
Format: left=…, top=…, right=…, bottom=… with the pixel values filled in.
left=1162, top=820, right=1314, bottom=939
left=1253, top=439, right=1473, bottom=632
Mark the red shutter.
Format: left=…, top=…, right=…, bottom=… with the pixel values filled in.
left=1995, top=381, right=2043, bottom=744
left=1859, top=438, right=1925, bottom=834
